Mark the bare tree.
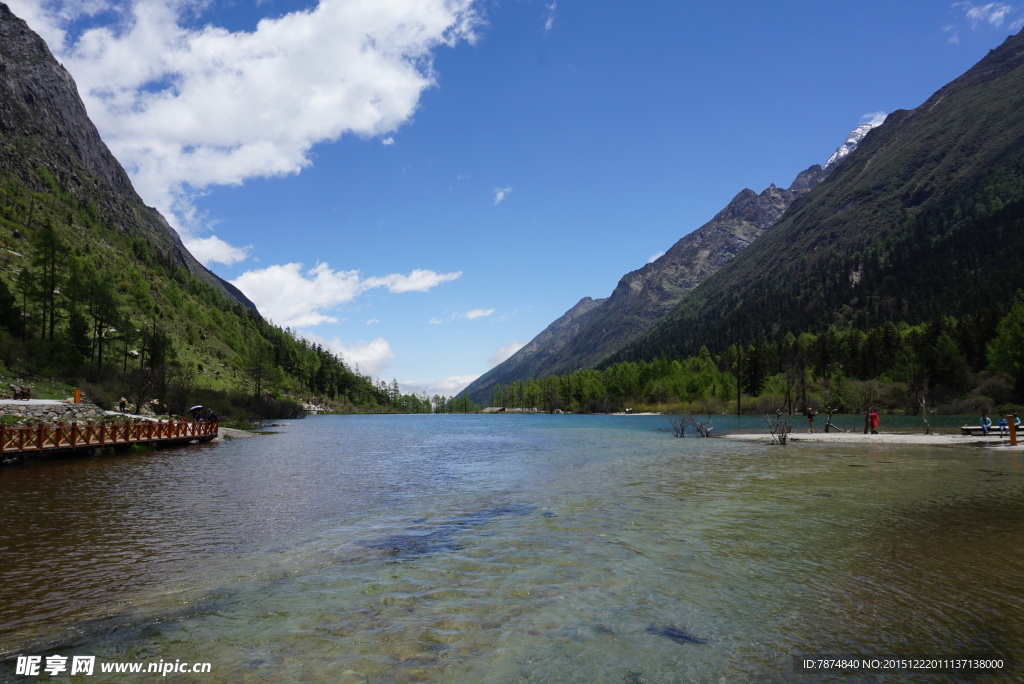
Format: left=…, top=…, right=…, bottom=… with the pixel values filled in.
left=668, top=415, right=714, bottom=438
left=823, top=406, right=839, bottom=433
left=766, top=409, right=792, bottom=445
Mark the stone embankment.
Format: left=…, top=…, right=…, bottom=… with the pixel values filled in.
left=0, top=400, right=105, bottom=423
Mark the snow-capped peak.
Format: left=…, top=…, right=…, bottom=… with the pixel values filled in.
left=824, top=118, right=885, bottom=169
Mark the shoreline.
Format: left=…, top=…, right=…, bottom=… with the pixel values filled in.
left=214, top=426, right=262, bottom=441
left=719, top=430, right=1022, bottom=446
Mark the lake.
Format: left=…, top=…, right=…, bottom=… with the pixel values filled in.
left=1, top=414, right=1022, bottom=682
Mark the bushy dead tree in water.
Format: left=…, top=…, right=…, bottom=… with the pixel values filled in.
left=765, top=409, right=792, bottom=445
left=668, top=415, right=714, bottom=437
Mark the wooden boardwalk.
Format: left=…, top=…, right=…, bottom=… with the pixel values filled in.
left=0, top=418, right=218, bottom=457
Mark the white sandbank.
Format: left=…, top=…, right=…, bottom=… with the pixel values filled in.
left=719, top=431, right=1022, bottom=447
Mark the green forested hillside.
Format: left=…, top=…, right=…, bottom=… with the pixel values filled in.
left=487, top=304, right=1023, bottom=415
left=0, top=166, right=399, bottom=415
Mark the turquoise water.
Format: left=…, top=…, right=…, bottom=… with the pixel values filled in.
left=1, top=414, right=1022, bottom=682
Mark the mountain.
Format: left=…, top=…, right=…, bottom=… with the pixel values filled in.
left=0, top=3, right=393, bottom=414
left=823, top=121, right=877, bottom=168
left=461, top=296, right=606, bottom=403
left=0, top=3, right=254, bottom=311
left=612, top=27, right=1024, bottom=366
left=461, top=126, right=872, bottom=403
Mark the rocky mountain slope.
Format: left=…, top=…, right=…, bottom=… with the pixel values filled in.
left=0, top=3, right=254, bottom=311
left=613, top=27, right=1024, bottom=365
left=462, top=125, right=871, bottom=403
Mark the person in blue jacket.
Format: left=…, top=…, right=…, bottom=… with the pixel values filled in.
left=981, top=414, right=992, bottom=435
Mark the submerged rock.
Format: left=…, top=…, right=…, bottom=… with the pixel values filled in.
left=646, top=623, right=708, bottom=645
left=360, top=503, right=536, bottom=558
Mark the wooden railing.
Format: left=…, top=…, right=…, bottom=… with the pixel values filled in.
left=0, top=419, right=218, bottom=455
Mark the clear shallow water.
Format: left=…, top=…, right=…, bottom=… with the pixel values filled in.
left=1, top=414, right=1022, bottom=682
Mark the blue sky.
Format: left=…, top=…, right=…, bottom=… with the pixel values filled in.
left=9, top=0, right=1024, bottom=396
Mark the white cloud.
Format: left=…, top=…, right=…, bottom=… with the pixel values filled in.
left=332, top=338, right=395, bottom=377
left=364, top=269, right=463, bottom=293
left=493, top=186, right=512, bottom=204
left=298, top=331, right=394, bottom=377
left=382, top=137, right=395, bottom=146
left=365, top=318, right=381, bottom=325
left=401, top=374, right=480, bottom=397
left=489, top=340, right=525, bottom=367
left=860, top=111, right=888, bottom=127
left=9, top=0, right=481, bottom=258
left=955, top=2, right=1013, bottom=27
left=647, top=250, right=665, bottom=264
left=230, top=262, right=462, bottom=328
left=185, top=234, right=252, bottom=266
left=430, top=308, right=495, bottom=323
left=429, top=312, right=458, bottom=325
left=543, top=2, right=557, bottom=33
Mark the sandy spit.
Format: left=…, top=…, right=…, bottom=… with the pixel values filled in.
left=719, top=431, right=1021, bottom=446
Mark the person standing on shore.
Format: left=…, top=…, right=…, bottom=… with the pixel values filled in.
left=805, top=407, right=817, bottom=433
left=119, top=396, right=127, bottom=413
left=869, top=408, right=880, bottom=435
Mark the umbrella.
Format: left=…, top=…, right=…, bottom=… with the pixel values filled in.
left=190, top=405, right=203, bottom=411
